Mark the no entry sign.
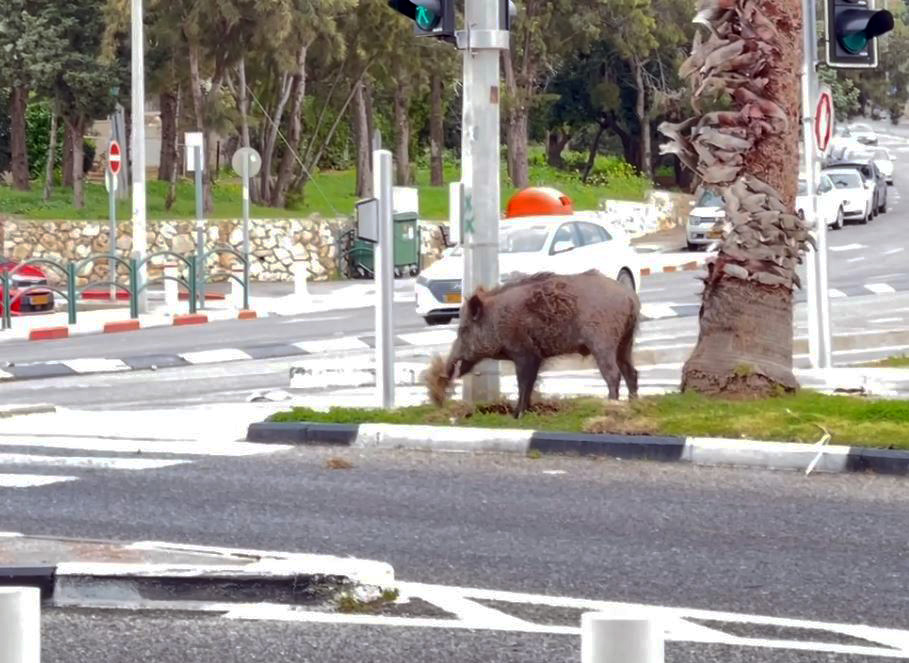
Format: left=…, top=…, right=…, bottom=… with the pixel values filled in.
left=815, top=87, right=834, bottom=154
left=109, top=141, right=122, bottom=175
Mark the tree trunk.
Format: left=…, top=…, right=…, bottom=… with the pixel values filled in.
left=393, top=77, right=412, bottom=186
left=365, top=80, right=376, bottom=149
left=158, top=89, right=178, bottom=182
left=634, top=59, right=652, bottom=178
left=582, top=124, right=606, bottom=183
left=43, top=105, right=58, bottom=202
left=69, top=116, right=86, bottom=209
left=272, top=45, right=307, bottom=208
left=352, top=80, right=372, bottom=197
left=10, top=85, right=30, bottom=190
left=260, top=73, right=292, bottom=204
left=673, top=0, right=805, bottom=397
left=62, top=123, right=74, bottom=187
left=429, top=72, right=444, bottom=186
left=165, top=87, right=182, bottom=211
left=546, top=129, right=570, bottom=168
left=235, top=58, right=257, bottom=201
left=187, top=40, right=215, bottom=212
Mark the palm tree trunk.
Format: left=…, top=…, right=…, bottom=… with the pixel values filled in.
left=662, top=0, right=809, bottom=397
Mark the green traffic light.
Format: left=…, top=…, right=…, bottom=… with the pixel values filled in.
left=842, top=31, right=868, bottom=53
left=415, top=5, right=440, bottom=30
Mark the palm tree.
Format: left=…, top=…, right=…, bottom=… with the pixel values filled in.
left=659, top=0, right=814, bottom=397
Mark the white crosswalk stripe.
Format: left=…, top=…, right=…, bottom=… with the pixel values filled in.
left=0, top=435, right=291, bottom=491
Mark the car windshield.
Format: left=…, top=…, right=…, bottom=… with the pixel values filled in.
left=499, top=226, right=550, bottom=253
left=696, top=190, right=724, bottom=207
left=828, top=172, right=861, bottom=188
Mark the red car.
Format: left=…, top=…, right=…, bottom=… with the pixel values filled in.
left=0, top=257, right=55, bottom=315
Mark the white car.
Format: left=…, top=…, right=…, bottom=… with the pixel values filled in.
left=686, top=189, right=725, bottom=251
left=415, top=216, right=641, bottom=325
left=872, top=148, right=894, bottom=184
left=849, top=123, right=878, bottom=145
left=823, top=168, right=874, bottom=225
left=796, top=174, right=845, bottom=230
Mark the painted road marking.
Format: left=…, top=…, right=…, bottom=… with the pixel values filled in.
left=180, top=348, right=253, bottom=365
left=641, top=303, right=682, bottom=320
left=60, top=358, right=130, bottom=374
left=0, top=436, right=292, bottom=457
left=0, top=473, right=77, bottom=488
left=828, top=289, right=847, bottom=298
left=866, top=283, right=897, bottom=295
left=883, top=248, right=905, bottom=256
left=295, top=337, right=371, bottom=353
left=397, top=330, right=458, bottom=346
left=847, top=257, right=865, bottom=263
left=870, top=317, right=904, bottom=324
left=829, top=243, right=865, bottom=252
left=0, top=453, right=189, bottom=471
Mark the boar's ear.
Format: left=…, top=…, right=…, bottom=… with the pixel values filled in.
left=467, top=293, right=484, bottom=321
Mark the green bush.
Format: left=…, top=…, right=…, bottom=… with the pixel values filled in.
left=25, top=103, right=94, bottom=180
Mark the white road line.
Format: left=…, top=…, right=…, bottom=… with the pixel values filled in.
left=61, top=358, right=130, bottom=374
left=829, top=243, right=866, bottom=252
left=870, top=317, right=904, bottom=324
left=828, top=289, right=847, bottom=298
left=294, top=337, right=371, bottom=353
left=0, top=369, right=12, bottom=381
left=846, top=257, right=865, bottom=263
left=865, top=283, right=897, bottom=295
left=883, top=248, right=905, bottom=256
left=0, top=436, right=291, bottom=457
left=0, top=453, right=189, bottom=471
left=180, top=349, right=253, bottom=365
left=641, top=303, right=680, bottom=320
left=397, top=330, right=458, bottom=346
left=278, top=314, right=349, bottom=325
left=0, top=473, right=77, bottom=488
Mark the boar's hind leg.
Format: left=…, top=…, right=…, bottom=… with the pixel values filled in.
left=592, top=345, right=622, bottom=400
left=617, top=326, right=638, bottom=399
left=513, top=354, right=542, bottom=419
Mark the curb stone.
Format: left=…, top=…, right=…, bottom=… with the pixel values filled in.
left=0, top=403, right=57, bottom=418
left=246, top=421, right=909, bottom=476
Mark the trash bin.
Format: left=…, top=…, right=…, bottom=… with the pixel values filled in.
left=393, top=212, right=420, bottom=277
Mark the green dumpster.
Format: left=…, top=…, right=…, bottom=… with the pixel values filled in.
left=346, top=213, right=421, bottom=279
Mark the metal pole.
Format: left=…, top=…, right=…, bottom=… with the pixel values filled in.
left=802, top=0, right=832, bottom=370
left=0, top=587, right=41, bottom=663
left=373, top=149, right=395, bottom=409
left=581, top=613, right=664, bottom=663
left=131, top=0, right=148, bottom=314
left=460, top=0, right=507, bottom=404
left=109, top=172, right=117, bottom=301
left=195, top=144, right=205, bottom=311
left=242, top=154, right=250, bottom=258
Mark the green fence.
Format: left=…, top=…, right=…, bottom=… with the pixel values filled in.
left=0, top=248, right=251, bottom=331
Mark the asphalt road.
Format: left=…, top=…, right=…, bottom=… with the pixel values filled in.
left=1, top=445, right=904, bottom=661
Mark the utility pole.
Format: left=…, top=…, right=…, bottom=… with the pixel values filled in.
left=131, top=0, right=148, bottom=314
left=803, top=0, right=833, bottom=370
left=459, top=0, right=508, bottom=403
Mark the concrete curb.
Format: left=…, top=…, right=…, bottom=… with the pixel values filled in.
left=0, top=403, right=57, bottom=418
left=246, top=421, right=909, bottom=477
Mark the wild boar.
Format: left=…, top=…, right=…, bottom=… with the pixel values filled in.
left=444, top=269, right=639, bottom=418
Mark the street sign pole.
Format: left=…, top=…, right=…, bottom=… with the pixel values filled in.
left=373, top=149, right=395, bottom=409
left=108, top=141, right=122, bottom=302
left=802, top=0, right=833, bottom=371
left=242, top=155, right=250, bottom=257
left=458, top=0, right=508, bottom=404
left=131, top=0, right=148, bottom=314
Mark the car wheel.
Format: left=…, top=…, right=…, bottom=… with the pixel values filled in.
left=617, top=269, right=636, bottom=291
left=686, top=241, right=698, bottom=252
left=860, top=207, right=870, bottom=224
left=833, top=207, right=844, bottom=230
left=879, top=199, right=887, bottom=214
left=424, top=316, right=453, bottom=326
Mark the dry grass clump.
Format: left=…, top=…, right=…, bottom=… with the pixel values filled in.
left=326, top=457, right=354, bottom=470
left=582, top=401, right=658, bottom=436
left=423, top=354, right=454, bottom=407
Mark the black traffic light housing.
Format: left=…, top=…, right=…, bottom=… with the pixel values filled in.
left=387, top=0, right=456, bottom=44
left=826, top=0, right=894, bottom=68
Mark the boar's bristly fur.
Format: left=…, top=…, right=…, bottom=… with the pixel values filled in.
left=443, top=269, right=640, bottom=418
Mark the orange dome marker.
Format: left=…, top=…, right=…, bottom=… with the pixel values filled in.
left=505, top=187, right=574, bottom=219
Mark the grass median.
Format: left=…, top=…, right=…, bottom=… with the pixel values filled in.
left=269, top=391, right=909, bottom=450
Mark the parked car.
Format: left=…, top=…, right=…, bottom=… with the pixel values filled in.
left=686, top=188, right=725, bottom=251
left=849, top=122, right=878, bottom=145
left=821, top=168, right=875, bottom=224
left=415, top=216, right=640, bottom=326
left=823, top=158, right=887, bottom=215
left=0, top=257, right=55, bottom=315
left=871, top=147, right=894, bottom=185
left=796, top=174, right=845, bottom=230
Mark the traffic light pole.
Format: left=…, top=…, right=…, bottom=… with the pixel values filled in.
left=459, top=0, right=508, bottom=404
left=131, top=0, right=148, bottom=314
left=803, top=0, right=833, bottom=370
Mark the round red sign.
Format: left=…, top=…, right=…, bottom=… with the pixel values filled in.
left=814, top=90, right=833, bottom=153
left=109, top=141, right=122, bottom=175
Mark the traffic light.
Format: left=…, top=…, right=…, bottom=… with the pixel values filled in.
left=387, top=0, right=456, bottom=43
left=502, top=0, right=517, bottom=30
left=826, top=0, right=894, bottom=68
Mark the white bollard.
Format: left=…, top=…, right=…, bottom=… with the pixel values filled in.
left=293, top=259, right=310, bottom=300
left=0, top=587, right=41, bottom=663
left=231, top=267, right=246, bottom=310
left=581, top=613, right=664, bottom=663
left=163, top=263, right=179, bottom=311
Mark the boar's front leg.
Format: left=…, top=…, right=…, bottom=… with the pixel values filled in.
left=513, top=354, right=542, bottom=419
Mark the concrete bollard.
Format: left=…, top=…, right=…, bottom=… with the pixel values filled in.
left=293, top=259, right=310, bottom=300
left=0, top=587, right=40, bottom=663
left=231, top=267, right=246, bottom=309
left=163, top=264, right=179, bottom=311
left=581, top=613, right=664, bottom=663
